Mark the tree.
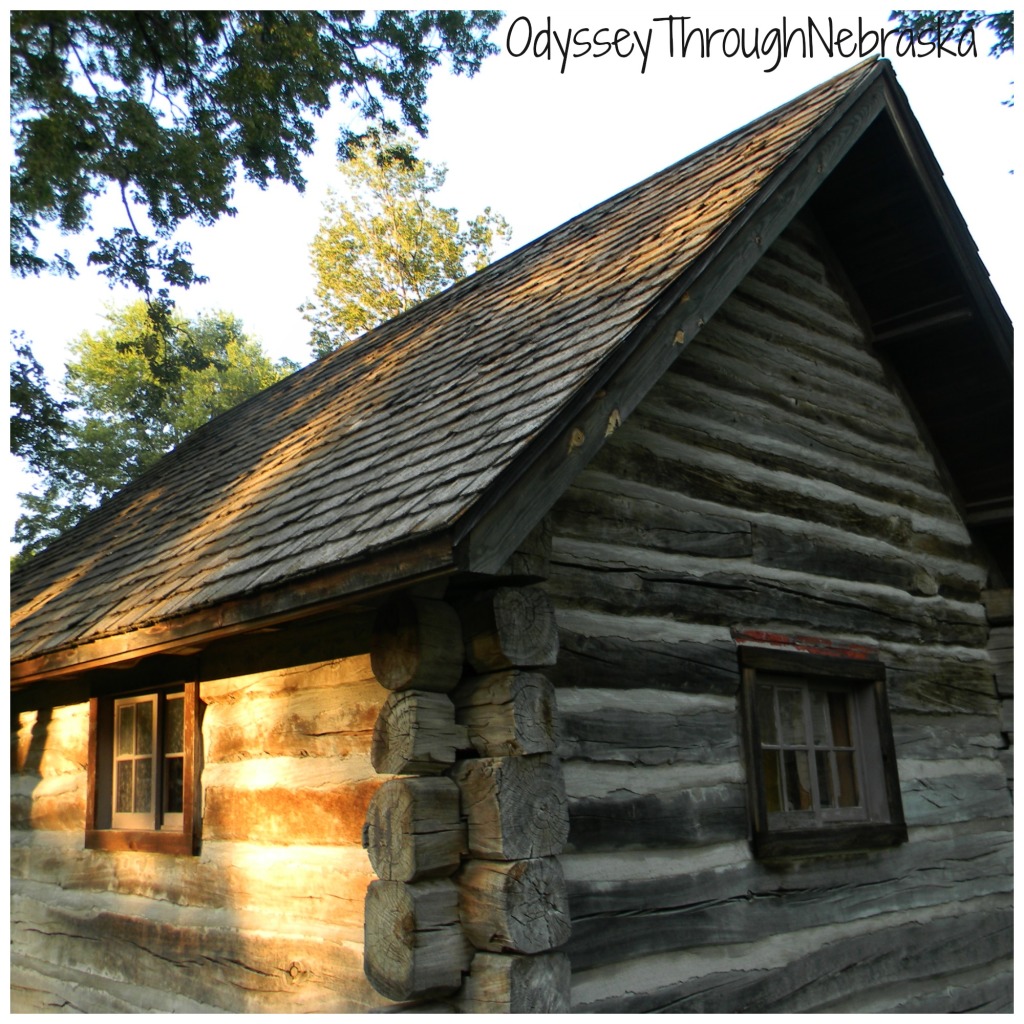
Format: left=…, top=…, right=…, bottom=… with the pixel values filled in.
left=11, top=10, right=502, bottom=297
left=10, top=333, right=70, bottom=476
left=303, top=132, right=511, bottom=356
left=13, top=303, right=298, bottom=561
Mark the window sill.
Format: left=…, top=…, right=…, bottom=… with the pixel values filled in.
left=85, top=829, right=196, bottom=855
left=753, top=821, right=908, bottom=859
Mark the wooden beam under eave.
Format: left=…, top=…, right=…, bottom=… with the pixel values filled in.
left=965, top=499, right=1013, bottom=527
left=10, top=534, right=458, bottom=687
left=872, top=305, right=974, bottom=345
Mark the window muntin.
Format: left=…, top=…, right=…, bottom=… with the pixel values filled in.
left=757, top=678, right=863, bottom=824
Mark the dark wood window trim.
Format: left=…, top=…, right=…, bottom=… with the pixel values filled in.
left=739, top=646, right=907, bottom=859
left=85, top=679, right=201, bottom=855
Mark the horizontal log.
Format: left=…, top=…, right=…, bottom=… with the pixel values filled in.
left=12, top=832, right=375, bottom=930
left=459, top=587, right=559, bottom=672
left=646, top=368, right=940, bottom=493
left=570, top=895, right=1012, bottom=1013
left=456, top=951, right=571, bottom=1013
left=453, top=670, right=556, bottom=757
left=201, top=650, right=375, bottom=703
left=370, top=596, right=463, bottom=693
left=566, top=767, right=747, bottom=852
left=550, top=484, right=753, bottom=558
left=363, top=879, right=471, bottom=1001
left=10, top=771, right=86, bottom=832
left=566, top=466, right=986, bottom=592
left=890, top=711, right=1005, bottom=761
left=676, top=301, right=925, bottom=452
left=370, top=690, right=468, bottom=775
left=12, top=880, right=387, bottom=1013
left=899, top=763, right=1013, bottom=827
left=751, top=523, right=972, bottom=599
left=590, top=433, right=975, bottom=567
left=11, top=953, right=222, bottom=1014
left=363, top=777, right=465, bottom=882
left=564, top=829, right=1012, bottom=971
left=884, top=655, right=999, bottom=717
left=199, top=612, right=377, bottom=689
left=203, top=677, right=384, bottom=762
left=202, top=756, right=381, bottom=846
left=631, top=397, right=956, bottom=525
left=558, top=688, right=737, bottom=766
left=553, top=609, right=740, bottom=696
left=457, top=857, right=570, bottom=954
left=547, top=542, right=988, bottom=648
left=454, top=754, right=569, bottom=861
left=832, top=958, right=1013, bottom=1013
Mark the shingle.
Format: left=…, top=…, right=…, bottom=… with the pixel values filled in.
left=10, top=60, right=881, bottom=662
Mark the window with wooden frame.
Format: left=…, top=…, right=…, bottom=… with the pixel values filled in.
left=86, top=681, right=200, bottom=854
left=739, top=647, right=907, bottom=858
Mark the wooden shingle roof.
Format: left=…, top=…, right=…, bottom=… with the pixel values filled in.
left=11, top=58, right=1009, bottom=680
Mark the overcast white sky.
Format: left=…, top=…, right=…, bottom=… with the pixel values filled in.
left=7, top=6, right=1019, bottom=541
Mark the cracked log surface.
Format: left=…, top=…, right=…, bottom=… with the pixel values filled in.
left=11, top=643, right=398, bottom=1012
left=363, top=777, right=465, bottom=882
left=541, top=223, right=1011, bottom=1013
left=456, top=857, right=571, bottom=954
left=363, top=879, right=471, bottom=1001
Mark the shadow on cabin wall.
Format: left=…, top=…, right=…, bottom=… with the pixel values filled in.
left=191, top=608, right=393, bottom=1012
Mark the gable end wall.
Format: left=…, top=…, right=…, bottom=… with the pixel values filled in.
left=544, top=220, right=1012, bottom=1013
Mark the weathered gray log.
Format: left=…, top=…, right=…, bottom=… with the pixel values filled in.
left=363, top=879, right=471, bottom=1001
left=362, top=777, right=465, bottom=882
left=987, top=623, right=1013, bottom=697
left=564, top=828, right=1012, bottom=972
left=453, top=670, right=556, bottom=757
left=546, top=550, right=988, bottom=649
left=455, top=951, right=571, bottom=1013
left=571, top=900, right=1012, bottom=1013
left=557, top=688, right=737, bottom=766
left=456, top=857, right=570, bottom=953
left=370, top=596, right=463, bottom=692
left=459, top=587, right=558, bottom=672
left=453, top=754, right=569, bottom=860
left=983, top=588, right=1013, bottom=625
left=370, top=691, right=468, bottom=776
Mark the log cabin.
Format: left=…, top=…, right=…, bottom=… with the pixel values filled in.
left=11, top=57, right=1012, bottom=1013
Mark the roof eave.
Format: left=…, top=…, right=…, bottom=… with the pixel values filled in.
left=10, top=531, right=458, bottom=688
